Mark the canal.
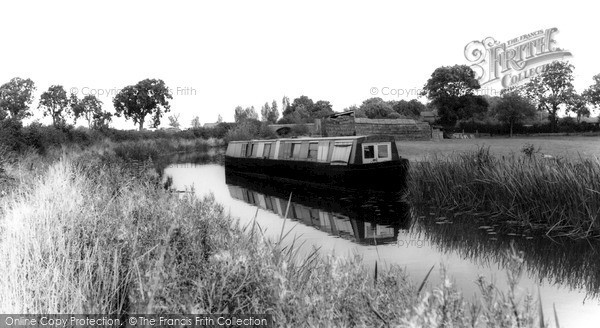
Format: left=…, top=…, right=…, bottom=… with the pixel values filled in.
left=164, top=160, right=600, bottom=327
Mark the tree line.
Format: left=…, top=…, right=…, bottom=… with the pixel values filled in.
left=420, top=62, right=600, bottom=135
left=0, top=78, right=172, bottom=131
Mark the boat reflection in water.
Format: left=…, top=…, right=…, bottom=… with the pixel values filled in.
left=225, top=169, right=411, bottom=245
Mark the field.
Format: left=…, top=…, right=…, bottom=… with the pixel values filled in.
left=399, top=136, right=600, bottom=161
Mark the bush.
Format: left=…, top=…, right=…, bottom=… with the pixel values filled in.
left=224, top=120, right=277, bottom=142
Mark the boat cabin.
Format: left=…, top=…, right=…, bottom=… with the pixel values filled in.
left=225, top=135, right=401, bottom=165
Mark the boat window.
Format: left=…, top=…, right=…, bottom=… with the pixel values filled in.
left=363, top=145, right=375, bottom=159
left=291, top=143, right=301, bottom=159
left=318, top=143, right=329, bottom=162
left=378, top=144, right=389, bottom=158
left=330, top=142, right=352, bottom=165
left=263, top=143, right=272, bottom=158
left=307, top=142, right=318, bottom=159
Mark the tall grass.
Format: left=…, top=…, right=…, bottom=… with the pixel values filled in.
left=0, top=152, right=555, bottom=326
left=409, top=148, right=600, bottom=238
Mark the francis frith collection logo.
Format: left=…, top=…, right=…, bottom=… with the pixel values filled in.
left=464, top=28, right=572, bottom=89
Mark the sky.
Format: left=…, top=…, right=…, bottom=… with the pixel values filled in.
left=0, top=0, right=598, bottom=129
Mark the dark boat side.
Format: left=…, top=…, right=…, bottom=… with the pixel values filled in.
left=225, top=135, right=408, bottom=191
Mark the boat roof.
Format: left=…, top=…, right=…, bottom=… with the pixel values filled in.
left=228, top=135, right=393, bottom=143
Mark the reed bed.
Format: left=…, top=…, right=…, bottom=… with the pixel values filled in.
left=0, top=149, right=556, bottom=327
left=409, top=148, right=600, bottom=239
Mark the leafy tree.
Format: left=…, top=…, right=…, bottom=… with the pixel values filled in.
left=391, top=99, right=426, bottom=118
left=39, top=85, right=70, bottom=128
left=312, top=100, right=334, bottom=118
left=260, top=102, right=271, bottom=122
left=421, top=65, right=482, bottom=125
left=356, top=97, right=394, bottom=118
left=278, top=95, right=334, bottom=123
left=492, top=92, right=537, bottom=137
left=70, top=94, right=103, bottom=128
left=260, top=101, right=279, bottom=123
left=524, top=61, right=575, bottom=131
left=270, top=100, right=279, bottom=123
left=583, top=74, right=600, bottom=120
left=569, top=93, right=590, bottom=123
left=92, top=110, right=112, bottom=131
left=191, top=116, right=201, bottom=128
left=285, top=95, right=314, bottom=116
left=168, top=113, right=181, bottom=129
left=113, top=78, right=172, bottom=131
left=234, top=106, right=258, bottom=123
left=282, top=96, right=290, bottom=115
left=0, top=77, right=36, bottom=121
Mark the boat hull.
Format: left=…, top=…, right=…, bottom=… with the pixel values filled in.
left=224, top=156, right=409, bottom=191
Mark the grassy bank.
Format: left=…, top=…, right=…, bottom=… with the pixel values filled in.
left=409, top=148, right=600, bottom=238
left=0, top=149, right=556, bottom=327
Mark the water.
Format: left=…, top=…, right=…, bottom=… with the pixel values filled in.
left=164, top=161, right=600, bottom=327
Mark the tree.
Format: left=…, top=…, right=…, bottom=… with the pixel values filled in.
left=260, top=102, right=271, bottom=122
left=113, top=79, right=172, bottom=131
left=71, top=94, right=103, bottom=128
left=569, top=93, right=590, bottom=123
left=39, top=85, right=70, bottom=128
left=392, top=99, right=426, bottom=118
left=279, top=96, right=334, bottom=123
left=217, top=114, right=223, bottom=123
left=421, top=65, right=482, bottom=125
left=191, top=116, right=201, bottom=128
left=168, top=113, right=181, bottom=129
left=524, top=61, right=575, bottom=131
left=356, top=98, right=394, bottom=118
left=282, top=96, right=290, bottom=115
left=583, top=74, right=600, bottom=119
left=492, top=92, right=537, bottom=137
left=0, top=77, right=36, bottom=121
left=234, top=106, right=258, bottom=123
left=312, top=100, right=334, bottom=118
left=269, top=100, right=279, bottom=123
left=92, top=110, right=112, bottom=131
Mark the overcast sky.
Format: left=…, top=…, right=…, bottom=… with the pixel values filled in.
left=1, top=0, right=597, bottom=129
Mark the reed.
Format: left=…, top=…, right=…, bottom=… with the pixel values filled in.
left=409, top=147, right=600, bottom=238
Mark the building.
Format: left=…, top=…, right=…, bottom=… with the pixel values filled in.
left=322, top=111, right=433, bottom=140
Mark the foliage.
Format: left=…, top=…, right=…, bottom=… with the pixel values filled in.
left=38, top=85, right=70, bottom=128
left=421, top=65, right=485, bottom=125
left=524, top=61, right=575, bottom=131
left=167, top=113, right=181, bottom=129
left=492, top=92, right=537, bottom=137
left=409, top=147, right=600, bottom=238
left=356, top=97, right=395, bottom=118
left=224, top=119, right=277, bottom=142
left=583, top=74, right=600, bottom=117
left=113, top=79, right=172, bottom=131
left=279, top=95, right=334, bottom=123
left=0, top=77, right=36, bottom=121
left=260, top=101, right=279, bottom=123
left=391, top=99, right=426, bottom=118
left=0, top=153, right=549, bottom=326
left=191, top=116, right=201, bottom=128
left=234, top=106, right=259, bottom=123
left=568, top=93, right=590, bottom=123
left=70, top=93, right=106, bottom=129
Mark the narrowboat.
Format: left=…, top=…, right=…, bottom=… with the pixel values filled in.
left=224, top=135, right=409, bottom=191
